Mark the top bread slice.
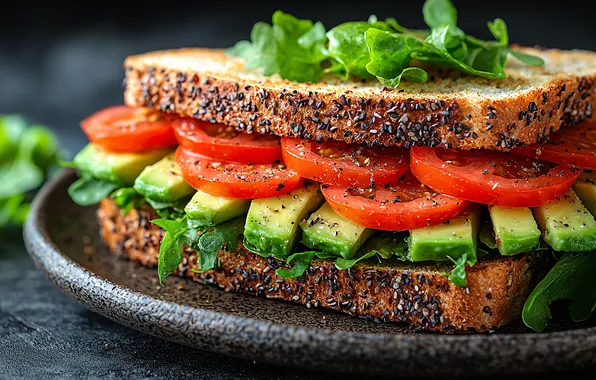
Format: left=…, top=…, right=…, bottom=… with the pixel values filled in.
left=123, top=47, right=596, bottom=151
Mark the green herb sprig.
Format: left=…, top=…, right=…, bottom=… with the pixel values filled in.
left=227, top=0, right=544, bottom=88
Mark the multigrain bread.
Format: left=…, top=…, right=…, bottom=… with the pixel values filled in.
left=124, top=47, right=596, bottom=151
left=97, top=198, right=539, bottom=333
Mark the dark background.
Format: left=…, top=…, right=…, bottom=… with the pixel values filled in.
left=1, top=0, right=596, bottom=378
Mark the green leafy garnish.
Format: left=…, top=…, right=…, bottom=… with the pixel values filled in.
left=423, top=0, right=457, bottom=28
left=446, top=253, right=469, bottom=287
left=152, top=217, right=193, bottom=283
left=145, top=197, right=188, bottom=220
left=326, top=21, right=388, bottom=79
left=197, top=217, right=244, bottom=253
left=522, top=253, right=596, bottom=332
left=227, top=0, right=543, bottom=87
left=152, top=215, right=246, bottom=282
left=0, top=115, right=61, bottom=229
left=192, top=217, right=245, bottom=273
left=335, top=251, right=379, bottom=270
left=67, top=175, right=118, bottom=206
left=364, top=29, right=427, bottom=88
left=276, top=232, right=411, bottom=279
left=227, top=10, right=328, bottom=83
left=358, top=232, right=409, bottom=260
left=110, top=187, right=144, bottom=215
left=479, top=221, right=497, bottom=250
left=275, top=251, right=318, bottom=278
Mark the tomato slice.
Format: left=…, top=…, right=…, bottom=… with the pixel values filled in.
left=173, top=118, right=282, bottom=164
left=410, top=147, right=580, bottom=207
left=514, top=120, right=596, bottom=169
left=176, top=147, right=303, bottom=199
left=80, top=105, right=178, bottom=153
left=281, top=137, right=410, bottom=187
left=321, top=172, right=476, bottom=231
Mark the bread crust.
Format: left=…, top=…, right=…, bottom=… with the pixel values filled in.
left=123, top=48, right=595, bottom=151
left=97, top=198, right=539, bottom=333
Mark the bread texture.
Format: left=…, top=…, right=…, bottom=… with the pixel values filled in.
left=97, top=198, right=539, bottom=333
left=124, top=47, right=596, bottom=151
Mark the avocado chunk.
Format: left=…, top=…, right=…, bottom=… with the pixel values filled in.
left=185, top=190, right=250, bottom=226
left=73, top=143, right=172, bottom=186
left=244, top=185, right=324, bottom=259
left=409, top=209, right=481, bottom=263
left=573, top=171, right=596, bottom=217
left=133, top=153, right=195, bottom=203
left=489, top=205, right=541, bottom=256
left=301, top=203, right=373, bottom=259
left=532, top=189, right=596, bottom=252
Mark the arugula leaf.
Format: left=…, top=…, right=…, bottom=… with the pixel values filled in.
left=277, top=249, right=384, bottom=279
left=197, top=217, right=245, bottom=254
left=508, top=49, right=545, bottom=66
left=67, top=175, right=118, bottom=206
left=242, top=236, right=270, bottom=258
left=227, top=11, right=328, bottom=83
left=488, top=18, right=508, bottom=47
left=145, top=197, right=188, bottom=220
left=110, top=187, right=144, bottom=215
left=446, top=253, right=469, bottom=287
left=227, top=23, right=277, bottom=75
left=276, top=251, right=317, bottom=278
left=327, top=21, right=387, bottom=79
left=152, top=215, right=245, bottom=280
left=335, top=250, right=378, bottom=270
left=358, top=231, right=409, bottom=260
left=522, top=253, right=596, bottom=332
left=365, top=28, right=427, bottom=87
left=422, top=0, right=458, bottom=28
left=152, top=217, right=189, bottom=283
left=192, top=217, right=245, bottom=273
left=423, top=25, right=506, bottom=80
left=479, top=221, right=497, bottom=249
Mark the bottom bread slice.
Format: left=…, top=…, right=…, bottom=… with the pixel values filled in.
left=97, top=198, right=539, bottom=333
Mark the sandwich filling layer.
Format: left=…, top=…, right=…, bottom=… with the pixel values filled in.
left=66, top=104, right=596, bottom=332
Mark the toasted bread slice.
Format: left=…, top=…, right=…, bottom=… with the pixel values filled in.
left=97, top=198, right=540, bottom=333
left=124, top=47, right=595, bottom=151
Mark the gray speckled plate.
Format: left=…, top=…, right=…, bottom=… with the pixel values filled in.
left=24, top=169, right=596, bottom=377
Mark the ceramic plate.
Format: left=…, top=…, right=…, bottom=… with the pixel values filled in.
left=24, top=169, right=596, bottom=377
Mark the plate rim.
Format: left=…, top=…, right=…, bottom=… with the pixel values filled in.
left=24, top=169, right=596, bottom=376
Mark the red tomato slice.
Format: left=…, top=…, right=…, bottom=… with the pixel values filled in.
left=173, top=118, right=282, bottom=164
left=321, top=172, right=476, bottom=231
left=176, top=147, right=303, bottom=199
left=514, top=120, right=596, bottom=169
left=281, top=137, right=410, bottom=187
left=80, top=105, right=178, bottom=153
left=410, top=147, right=580, bottom=207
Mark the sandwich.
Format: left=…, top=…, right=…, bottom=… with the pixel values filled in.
left=66, top=0, right=596, bottom=333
